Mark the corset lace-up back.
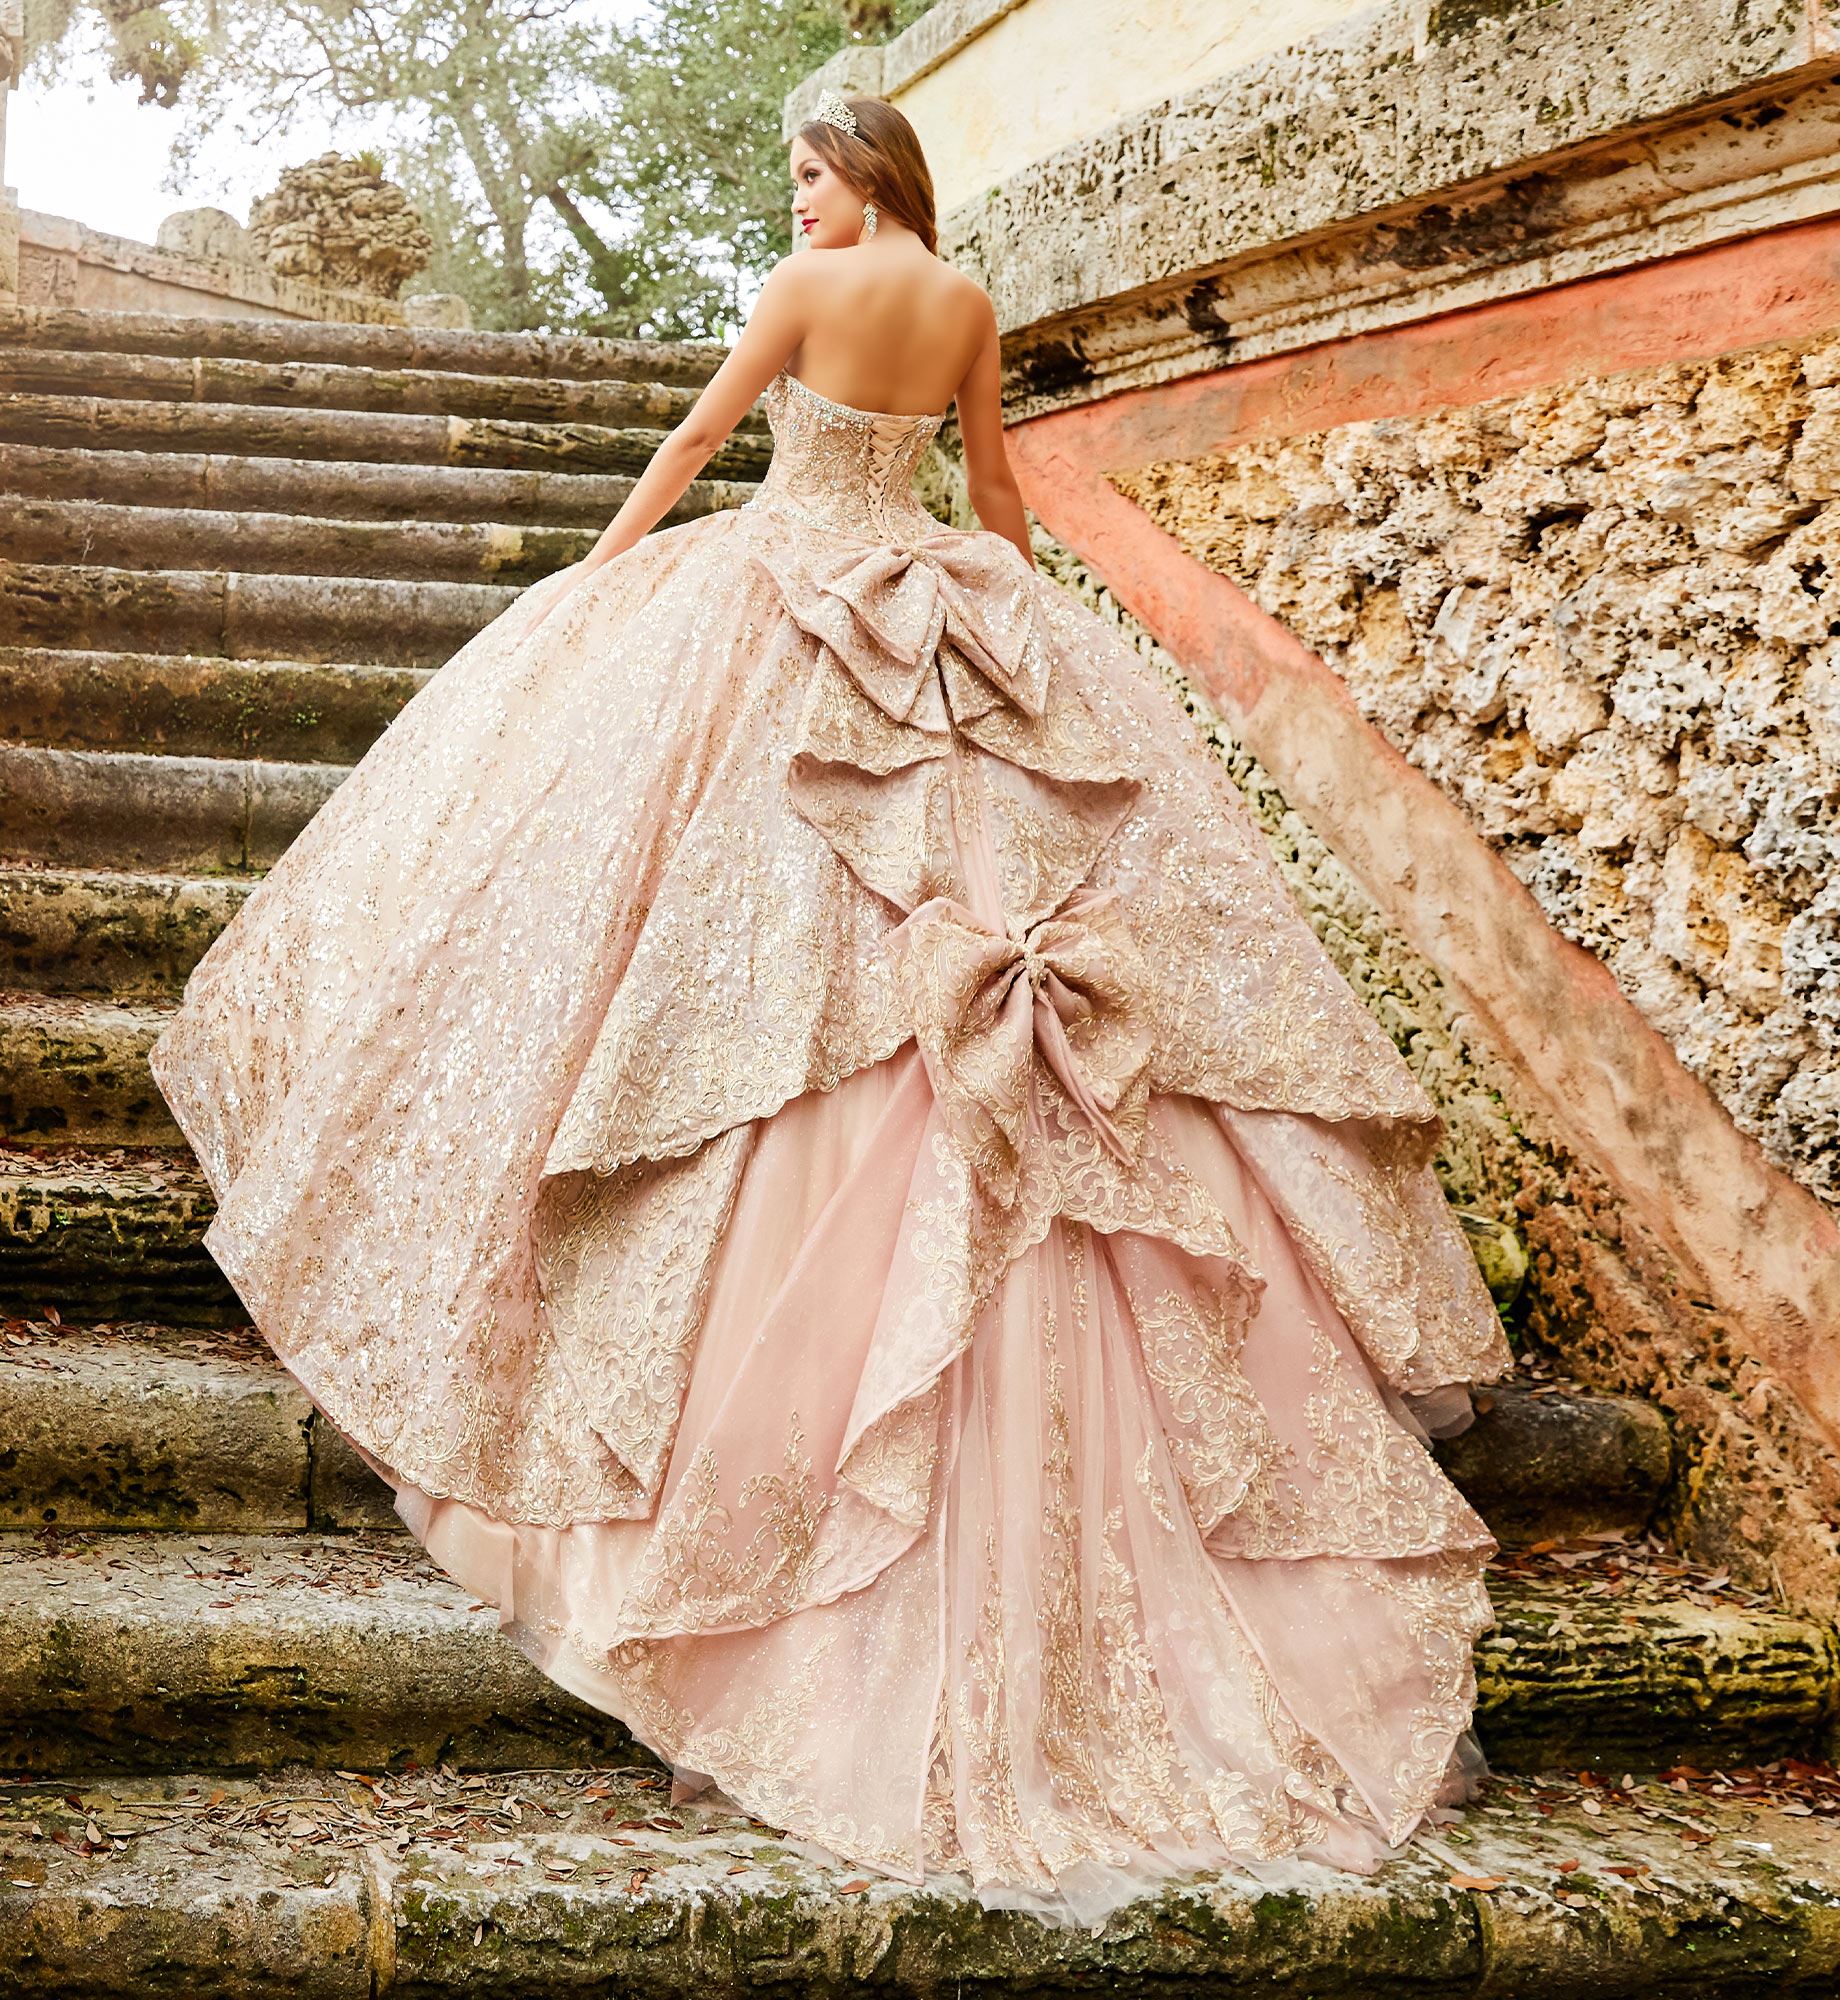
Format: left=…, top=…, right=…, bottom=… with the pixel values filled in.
left=750, top=369, right=946, bottom=542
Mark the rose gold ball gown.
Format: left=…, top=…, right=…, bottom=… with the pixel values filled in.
left=149, top=366, right=1514, bottom=1928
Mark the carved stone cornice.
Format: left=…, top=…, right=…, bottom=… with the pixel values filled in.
left=930, top=0, right=1840, bottom=419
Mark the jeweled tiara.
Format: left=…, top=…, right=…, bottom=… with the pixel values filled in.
left=812, top=88, right=859, bottom=138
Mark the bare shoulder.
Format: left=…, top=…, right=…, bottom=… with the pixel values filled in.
left=939, top=262, right=996, bottom=329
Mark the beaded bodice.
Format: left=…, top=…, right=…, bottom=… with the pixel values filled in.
left=749, top=369, right=945, bottom=542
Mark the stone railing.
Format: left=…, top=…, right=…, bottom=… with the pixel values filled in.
left=14, top=204, right=470, bottom=326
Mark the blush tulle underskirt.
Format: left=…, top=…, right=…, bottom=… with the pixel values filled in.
left=386, top=1049, right=1496, bottom=1930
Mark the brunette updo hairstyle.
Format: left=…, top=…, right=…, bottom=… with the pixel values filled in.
left=796, top=96, right=938, bottom=254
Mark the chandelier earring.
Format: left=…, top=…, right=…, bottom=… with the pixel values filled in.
left=861, top=200, right=878, bottom=240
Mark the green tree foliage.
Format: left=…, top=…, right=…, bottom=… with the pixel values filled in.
left=24, top=0, right=932, bottom=335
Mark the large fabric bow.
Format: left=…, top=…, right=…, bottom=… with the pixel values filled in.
left=892, top=884, right=1153, bottom=1206
left=755, top=525, right=1050, bottom=735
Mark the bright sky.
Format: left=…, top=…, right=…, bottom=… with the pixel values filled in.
left=9, top=76, right=339, bottom=242
left=6, top=1, right=650, bottom=245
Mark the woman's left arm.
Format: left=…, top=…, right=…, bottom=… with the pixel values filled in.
left=587, top=259, right=813, bottom=562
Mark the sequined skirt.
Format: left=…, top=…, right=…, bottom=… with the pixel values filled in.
left=149, top=496, right=1512, bottom=1926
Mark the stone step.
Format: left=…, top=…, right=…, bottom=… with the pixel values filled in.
left=0, top=1144, right=1675, bottom=1545
left=0, top=1324, right=391, bottom=1533
left=0, top=441, right=764, bottom=524
left=0, top=745, right=343, bottom=870
left=0, top=391, right=769, bottom=475
left=7, top=497, right=599, bottom=588
left=0, top=866, right=251, bottom=997
left=0, top=1145, right=1673, bottom=1539
left=0, top=562, right=512, bottom=665
left=0, top=993, right=175, bottom=1144
left=5, top=1773, right=1839, bottom=2000
left=0, top=1149, right=235, bottom=1325
left=0, top=348, right=764, bottom=434
left=0, top=1532, right=1829, bottom=1778
left=0, top=1534, right=633, bottom=1777
left=1432, top=1383, right=1672, bottom=1545
left=0, top=304, right=728, bottom=386
left=0, top=1309, right=1663, bottom=1553
left=0, top=648, right=423, bottom=763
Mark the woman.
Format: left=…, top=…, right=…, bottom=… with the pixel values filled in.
left=148, top=92, right=1512, bottom=1928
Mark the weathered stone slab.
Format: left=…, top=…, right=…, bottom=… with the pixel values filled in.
left=0, top=1326, right=310, bottom=1530
left=942, top=0, right=1840, bottom=375
left=0, top=743, right=342, bottom=870
left=0, top=648, right=424, bottom=763
left=308, top=1422, right=400, bottom=1533
left=1478, top=1573, right=1840, bottom=1770
left=0, top=350, right=760, bottom=440
left=0, top=993, right=175, bottom=1144
left=0, top=864, right=250, bottom=998
left=2, top=1770, right=1836, bottom=1998
left=0, top=393, right=771, bottom=475
left=5, top=498, right=597, bottom=586
left=0, top=304, right=727, bottom=386
left=0, top=1532, right=635, bottom=1774
left=0, top=442, right=761, bottom=526
left=0, top=1151, right=233, bottom=1325
left=0, top=1296, right=1664, bottom=1544
left=1432, top=1385, right=1672, bottom=1546
left=0, top=562, right=511, bottom=665
left=0, top=1528, right=1827, bottom=1778
left=0, top=347, right=725, bottom=430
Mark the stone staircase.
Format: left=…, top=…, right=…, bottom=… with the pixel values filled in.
left=0, top=307, right=1835, bottom=1995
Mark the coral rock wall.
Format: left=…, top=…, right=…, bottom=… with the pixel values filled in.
left=1114, top=332, right=1840, bottom=1214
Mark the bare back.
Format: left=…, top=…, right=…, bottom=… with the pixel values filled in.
left=783, top=244, right=991, bottom=417
left=588, top=219, right=1036, bottom=571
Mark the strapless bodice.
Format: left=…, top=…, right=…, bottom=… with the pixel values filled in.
left=747, top=369, right=945, bottom=542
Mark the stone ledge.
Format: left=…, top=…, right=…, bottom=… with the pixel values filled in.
left=0, top=444, right=766, bottom=524
left=1432, top=1385, right=1671, bottom=1545
left=0, top=992, right=176, bottom=1145
left=0, top=344, right=718, bottom=430
left=1, top=1769, right=1836, bottom=1997
left=0, top=1532, right=633, bottom=1775
left=0, top=1148, right=235, bottom=1326
left=5, top=497, right=602, bottom=588
left=0, top=393, right=740, bottom=477
left=0, top=1323, right=394, bottom=1532
left=0, top=740, right=348, bottom=872
left=0, top=1324, right=313, bottom=1532
left=0, top=1313, right=1662, bottom=1548
left=0, top=563, right=513, bottom=667
left=18, top=209, right=416, bottom=327
left=931, top=0, right=1840, bottom=410
left=783, top=0, right=1029, bottom=137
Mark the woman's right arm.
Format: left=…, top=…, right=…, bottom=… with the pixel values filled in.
left=582, top=260, right=813, bottom=565
left=956, top=298, right=1036, bottom=571
left=512, top=261, right=813, bottom=639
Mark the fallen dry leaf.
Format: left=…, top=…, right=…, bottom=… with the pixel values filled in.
left=1447, top=1872, right=1507, bottom=1892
